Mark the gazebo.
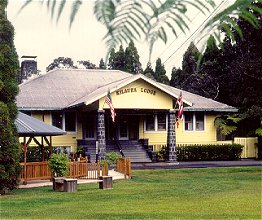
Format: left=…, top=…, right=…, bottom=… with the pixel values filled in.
left=15, top=112, right=66, bottom=183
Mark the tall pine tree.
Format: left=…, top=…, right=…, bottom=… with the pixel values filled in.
left=154, top=58, right=169, bottom=84
left=0, top=0, right=21, bottom=193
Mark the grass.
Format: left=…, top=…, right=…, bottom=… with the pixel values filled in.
left=1, top=166, right=261, bottom=219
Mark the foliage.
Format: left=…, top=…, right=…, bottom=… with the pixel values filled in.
left=46, top=57, right=98, bottom=72
left=143, top=62, right=155, bottom=79
left=108, top=41, right=142, bottom=74
left=157, top=144, right=243, bottom=161
left=46, top=57, right=77, bottom=72
left=156, top=145, right=167, bottom=161
left=75, top=146, right=84, bottom=157
left=103, top=151, right=121, bottom=166
left=20, top=0, right=262, bottom=61
left=77, top=60, right=96, bottom=69
left=0, top=1, right=21, bottom=193
left=171, top=3, right=262, bottom=143
left=154, top=58, right=169, bottom=84
left=48, top=153, right=69, bottom=177
left=99, top=58, right=106, bottom=69
left=214, top=115, right=241, bottom=135
left=176, top=144, right=243, bottom=161
left=255, top=119, right=262, bottom=136
left=1, top=167, right=262, bottom=219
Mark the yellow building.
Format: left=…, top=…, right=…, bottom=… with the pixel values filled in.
left=17, top=69, right=237, bottom=162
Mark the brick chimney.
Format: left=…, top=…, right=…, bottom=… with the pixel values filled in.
left=20, top=55, right=38, bottom=83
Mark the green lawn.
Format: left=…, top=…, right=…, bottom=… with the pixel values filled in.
left=1, top=166, right=261, bottom=219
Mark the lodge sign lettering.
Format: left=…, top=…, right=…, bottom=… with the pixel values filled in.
left=116, top=87, right=156, bottom=96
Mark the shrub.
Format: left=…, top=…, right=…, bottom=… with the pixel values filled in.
left=176, top=144, right=243, bottom=161
left=156, top=144, right=243, bottom=161
left=48, top=153, right=69, bottom=177
left=104, top=152, right=121, bottom=166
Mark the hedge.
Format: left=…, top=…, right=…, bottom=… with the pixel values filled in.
left=157, top=144, right=243, bottom=161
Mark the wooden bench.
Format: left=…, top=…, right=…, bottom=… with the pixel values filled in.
left=98, top=176, right=113, bottom=189
left=53, top=178, right=77, bottom=192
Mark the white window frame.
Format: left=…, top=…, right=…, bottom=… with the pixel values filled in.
left=184, top=112, right=205, bottom=132
left=144, top=114, right=167, bottom=132
left=51, top=111, right=77, bottom=133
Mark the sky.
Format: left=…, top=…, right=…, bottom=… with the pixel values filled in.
left=7, top=0, right=230, bottom=78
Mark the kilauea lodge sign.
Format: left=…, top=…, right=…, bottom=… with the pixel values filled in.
left=116, top=87, right=156, bottom=96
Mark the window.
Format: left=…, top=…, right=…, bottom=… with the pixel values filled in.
left=65, top=112, right=76, bottom=132
left=145, top=115, right=155, bottom=131
left=185, top=113, right=193, bottom=131
left=52, top=112, right=63, bottom=129
left=52, top=111, right=76, bottom=132
left=184, top=112, right=205, bottom=131
left=145, top=113, right=167, bottom=131
left=195, top=113, right=204, bottom=131
left=157, top=114, right=166, bottom=131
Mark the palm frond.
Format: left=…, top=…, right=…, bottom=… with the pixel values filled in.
left=69, top=0, right=82, bottom=30
left=17, top=0, right=34, bottom=15
left=202, top=0, right=262, bottom=44
left=56, top=0, right=66, bottom=23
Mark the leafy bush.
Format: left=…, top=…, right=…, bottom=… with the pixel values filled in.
left=157, top=144, right=243, bottom=161
left=156, top=145, right=167, bottom=161
left=48, top=153, right=69, bottom=177
left=104, top=152, right=121, bottom=165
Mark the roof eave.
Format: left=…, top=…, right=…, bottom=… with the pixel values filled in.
left=184, top=107, right=238, bottom=112
left=18, top=107, right=64, bottom=111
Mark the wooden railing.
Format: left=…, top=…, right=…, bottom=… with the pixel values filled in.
left=20, top=159, right=109, bottom=183
left=20, top=161, right=52, bottom=182
left=116, top=158, right=131, bottom=179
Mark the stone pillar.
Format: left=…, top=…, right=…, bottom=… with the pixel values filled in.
left=97, top=110, right=106, bottom=160
left=167, top=109, right=177, bottom=162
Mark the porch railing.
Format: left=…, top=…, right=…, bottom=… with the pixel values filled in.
left=116, top=158, right=131, bottom=179
left=20, top=159, right=109, bottom=183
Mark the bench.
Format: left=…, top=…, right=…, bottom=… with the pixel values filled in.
left=98, top=176, right=113, bottom=189
left=53, top=178, right=77, bottom=192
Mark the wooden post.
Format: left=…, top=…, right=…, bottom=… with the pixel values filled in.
left=23, top=137, right=27, bottom=185
left=97, top=160, right=100, bottom=178
left=41, top=136, right=45, bottom=162
left=124, top=158, right=127, bottom=179
left=49, top=136, right=52, bottom=156
left=85, top=156, right=88, bottom=177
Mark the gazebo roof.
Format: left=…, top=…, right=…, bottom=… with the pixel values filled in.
left=15, top=112, right=66, bottom=137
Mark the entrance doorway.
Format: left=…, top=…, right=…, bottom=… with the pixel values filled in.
left=105, top=113, right=139, bottom=141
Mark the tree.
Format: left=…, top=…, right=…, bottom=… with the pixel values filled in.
left=154, top=58, right=169, bottom=84
left=182, top=42, right=200, bottom=75
left=108, top=45, right=125, bottom=71
left=108, top=41, right=142, bottom=74
left=46, top=57, right=77, bottom=72
left=0, top=0, right=21, bottom=193
left=77, top=60, right=96, bottom=69
left=124, top=41, right=142, bottom=74
left=99, top=58, right=106, bottom=69
left=143, top=62, right=155, bottom=80
left=199, top=2, right=262, bottom=157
